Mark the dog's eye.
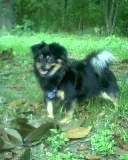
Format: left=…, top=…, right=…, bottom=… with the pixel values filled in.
left=39, top=54, right=43, bottom=61
left=46, top=56, right=54, bottom=63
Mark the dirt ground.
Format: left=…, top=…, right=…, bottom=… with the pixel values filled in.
left=0, top=52, right=128, bottom=160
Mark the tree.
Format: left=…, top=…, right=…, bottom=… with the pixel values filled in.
left=0, top=0, right=15, bottom=31
left=101, top=0, right=120, bottom=34
left=1, top=0, right=127, bottom=35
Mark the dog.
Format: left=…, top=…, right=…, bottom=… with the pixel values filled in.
left=31, top=41, right=119, bottom=123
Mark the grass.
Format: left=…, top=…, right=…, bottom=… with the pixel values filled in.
left=0, top=31, right=128, bottom=160
left=0, top=32, right=128, bottom=58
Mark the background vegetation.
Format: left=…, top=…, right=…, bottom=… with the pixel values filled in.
left=0, top=0, right=128, bottom=160
left=0, top=0, right=128, bottom=35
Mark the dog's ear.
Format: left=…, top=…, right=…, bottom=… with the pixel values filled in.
left=31, top=41, right=47, bottom=58
left=41, top=41, right=47, bottom=46
left=49, top=43, right=68, bottom=61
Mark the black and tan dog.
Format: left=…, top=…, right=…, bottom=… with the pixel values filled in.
left=31, top=42, right=119, bottom=123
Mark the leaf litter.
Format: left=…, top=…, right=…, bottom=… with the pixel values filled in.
left=0, top=51, right=128, bottom=159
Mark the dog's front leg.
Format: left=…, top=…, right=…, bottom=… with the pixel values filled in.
left=60, top=108, right=74, bottom=124
left=60, top=100, right=76, bottom=124
left=46, top=99, right=54, bottom=118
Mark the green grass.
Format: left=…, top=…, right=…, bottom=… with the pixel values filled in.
left=0, top=32, right=128, bottom=58
left=0, top=32, right=128, bottom=160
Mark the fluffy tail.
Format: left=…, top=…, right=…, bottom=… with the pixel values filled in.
left=87, top=50, right=115, bottom=74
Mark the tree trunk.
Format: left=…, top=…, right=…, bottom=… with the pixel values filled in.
left=62, top=0, right=68, bottom=28
left=102, top=0, right=119, bottom=35
left=0, top=0, right=15, bottom=31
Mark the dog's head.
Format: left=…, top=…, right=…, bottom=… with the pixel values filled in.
left=31, top=42, right=67, bottom=77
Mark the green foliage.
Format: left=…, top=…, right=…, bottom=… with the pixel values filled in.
left=91, top=128, right=115, bottom=153
left=46, top=129, right=83, bottom=160
left=0, top=33, right=128, bottom=59
left=8, top=0, right=128, bottom=35
left=46, top=151, right=83, bottom=160
left=119, top=154, right=128, bottom=160
left=46, top=129, right=69, bottom=151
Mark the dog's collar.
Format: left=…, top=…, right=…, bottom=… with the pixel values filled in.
left=47, top=88, right=57, bottom=99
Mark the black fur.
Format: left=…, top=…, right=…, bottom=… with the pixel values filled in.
left=31, top=42, right=119, bottom=120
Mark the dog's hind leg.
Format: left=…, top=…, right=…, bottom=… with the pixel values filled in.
left=100, top=92, right=119, bottom=108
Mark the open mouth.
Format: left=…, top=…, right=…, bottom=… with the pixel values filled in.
left=36, top=62, right=51, bottom=76
left=38, top=66, right=55, bottom=76
left=39, top=69, right=48, bottom=75
left=36, top=62, right=62, bottom=77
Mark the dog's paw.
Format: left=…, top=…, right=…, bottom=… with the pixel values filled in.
left=59, top=117, right=72, bottom=124
left=47, top=114, right=54, bottom=119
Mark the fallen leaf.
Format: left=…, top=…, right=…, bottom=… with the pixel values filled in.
left=0, top=126, right=22, bottom=150
left=9, top=99, right=26, bottom=108
left=77, top=144, right=89, bottom=151
left=0, top=48, right=14, bottom=60
left=11, top=117, right=36, bottom=138
left=4, top=128, right=23, bottom=145
left=60, top=119, right=84, bottom=131
left=0, top=137, right=17, bottom=150
left=86, top=155, right=100, bottom=160
left=65, top=126, right=92, bottom=139
left=118, top=140, right=128, bottom=151
left=24, top=118, right=56, bottom=145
